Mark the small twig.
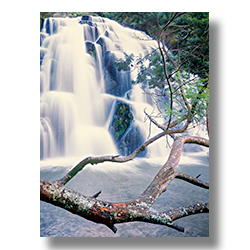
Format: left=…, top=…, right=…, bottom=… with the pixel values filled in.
left=92, top=191, right=102, bottom=198
left=174, top=172, right=209, bottom=189
left=144, top=108, right=166, bottom=131
left=147, top=119, right=152, bottom=139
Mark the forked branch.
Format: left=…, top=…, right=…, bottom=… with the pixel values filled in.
left=40, top=135, right=209, bottom=233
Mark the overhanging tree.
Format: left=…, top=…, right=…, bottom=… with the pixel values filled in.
left=40, top=12, right=209, bottom=234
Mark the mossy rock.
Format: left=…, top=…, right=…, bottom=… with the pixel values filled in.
left=109, top=101, right=133, bottom=141
left=112, top=103, right=133, bottom=140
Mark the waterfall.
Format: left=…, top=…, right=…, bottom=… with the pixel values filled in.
left=40, top=16, right=209, bottom=238
left=40, top=15, right=169, bottom=162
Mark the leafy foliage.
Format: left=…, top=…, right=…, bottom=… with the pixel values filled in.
left=168, top=12, right=209, bottom=79
left=108, top=12, right=209, bottom=129
left=100, top=12, right=209, bottom=79
left=40, top=12, right=54, bottom=28
left=98, top=12, right=172, bottom=38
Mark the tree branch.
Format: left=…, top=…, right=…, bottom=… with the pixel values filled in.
left=174, top=172, right=209, bottom=189
left=161, top=41, right=191, bottom=111
left=144, top=108, right=189, bottom=132
left=58, top=118, right=199, bottom=185
left=40, top=179, right=208, bottom=233
left=144, top=108, right=166, bottom=131
left=137, top=135, right=209, bottom=207
left=165, top=202, right=209, bottom=222
left=41, top=135, right=209, bottom=233
left=156, top=14, right=180, bottom=132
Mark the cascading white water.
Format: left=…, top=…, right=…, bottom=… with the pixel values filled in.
left=40, top=15, right=209, bottom=237
left=40, top=16, right=169, bottom=162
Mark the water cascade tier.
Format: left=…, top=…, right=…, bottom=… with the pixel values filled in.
left=40, top=15, right=169, bottom=161
left=40, top=16, right=209, bottom=237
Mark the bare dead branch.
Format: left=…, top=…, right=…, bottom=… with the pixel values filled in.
left=59, top=101, right=204, bottom=186
left=165, top=202, right=209, bottom=222
left=174, top=172, right=209, bottom=189
left=137, top=135, right=209, bottom=207
left=41, top=135, right=209, bottom=233
left=57, top=128, right=168, bottom=185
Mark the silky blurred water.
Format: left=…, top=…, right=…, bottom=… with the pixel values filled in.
left=40, top=150, right=209, bottom=237
left=40, top=16, right=209, bottom=237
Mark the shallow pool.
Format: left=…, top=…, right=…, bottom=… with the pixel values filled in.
left=40, top=151, right=209, bottom=237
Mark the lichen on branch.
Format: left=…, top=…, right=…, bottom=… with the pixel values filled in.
left=40, top=135, right=209, bottom=233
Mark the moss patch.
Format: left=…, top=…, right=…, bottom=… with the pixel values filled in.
left=112, top=103, right=133, bottom=140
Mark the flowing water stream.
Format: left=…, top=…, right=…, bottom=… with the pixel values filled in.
left=40, top=15, right=209, bottom=237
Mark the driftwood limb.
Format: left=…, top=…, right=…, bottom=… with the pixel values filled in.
left=40, top=179, right=175, bottom=233
left=40, top=135, right=209, bottom=233
left=137, top=135, right=208, bottom=207
left=57, top=127, right=182, bottom=185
